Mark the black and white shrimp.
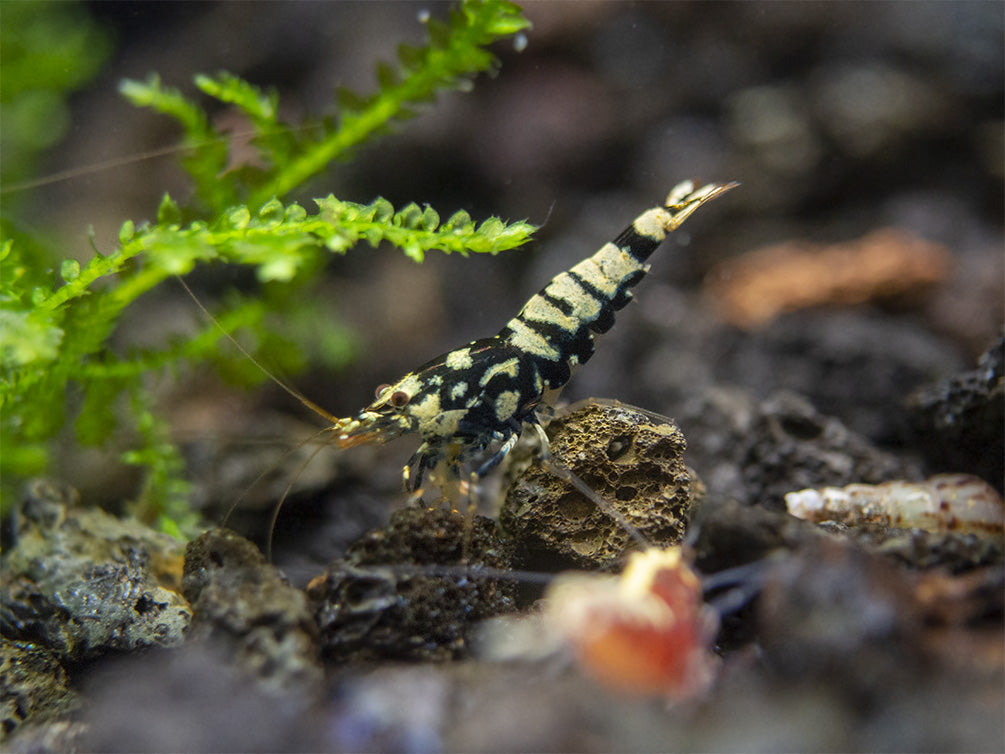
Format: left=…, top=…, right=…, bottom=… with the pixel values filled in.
left=329, top=179, right=737, bottom=495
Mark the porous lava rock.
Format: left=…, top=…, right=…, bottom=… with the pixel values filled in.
left=501, top=402, right=696, bottom=571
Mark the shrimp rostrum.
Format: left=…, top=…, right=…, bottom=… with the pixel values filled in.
left=331, top=180, right=737, bottom=495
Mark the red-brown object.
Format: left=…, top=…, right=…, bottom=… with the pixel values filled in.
left=706, top=228, right=952, bottom=328
left=545, top=547, right=719, bottom=698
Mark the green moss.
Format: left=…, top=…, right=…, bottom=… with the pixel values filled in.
left=1, top=1, right=534, bottom=535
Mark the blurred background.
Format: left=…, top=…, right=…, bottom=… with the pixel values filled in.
left=3, top=7, right=1001, bottom=749
left=7, top=1, right=1003, bottom=547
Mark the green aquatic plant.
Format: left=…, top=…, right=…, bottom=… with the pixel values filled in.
left=0, top=1, right=112, bottom=191
left=0, top=1, right=534, bottom=534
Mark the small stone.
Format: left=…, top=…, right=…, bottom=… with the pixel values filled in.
left=0, top=479, right=190, bottom=661
left=182, top=528, right=322, bottom=693
left=308, top=506, right=515, bottom=663
left=501, top=402, right=696, bottom=571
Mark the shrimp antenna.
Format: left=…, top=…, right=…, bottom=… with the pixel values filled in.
left=2, top=125, right=306, bottom=195
left=220, top=424, right=336, bottom=527
left=265, top=438, right=331, bottom=562
left=175, top=275, right=341, bottom=425
left=0, top=142, right=205, bottom=194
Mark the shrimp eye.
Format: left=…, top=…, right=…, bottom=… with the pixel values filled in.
left=374, top=383, right=391, bottom=399
left=389, top=390, right=411, bottom=408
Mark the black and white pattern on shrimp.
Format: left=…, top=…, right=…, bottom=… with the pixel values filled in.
left=332, top=179, right=737, bottom=492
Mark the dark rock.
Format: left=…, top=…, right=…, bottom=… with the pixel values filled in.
left=675, top=386, right=763, bottom=504
left=907, top=332, right=1004, bottom=492
left=741, top=391, right=921, bottom=510
left=707, top=312, right=964, bottom=445
left=0, top=639, right=77, bottom=738
left=751, top=536, right=1003, bottom=751
left=0, top=479, right=190, bottom=660
left=678, top=388, right=922, bottom=510
left=679, top=390, right=920, bottom=508
left=308, top=506, right=515, bottom=663
left=690, top=496, right=825, bottom=575
left=182, top=528, right=322, bottom=693
left=79, top=643, right=320, bottom=753
left=688, top=495, right=825, bottom=650
left=757, top=538, right=925, bottom=689
left=501, top=402, right=696, bottom=571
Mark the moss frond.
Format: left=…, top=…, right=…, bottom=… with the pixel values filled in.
left=2, top=0, right=533, bottom=532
